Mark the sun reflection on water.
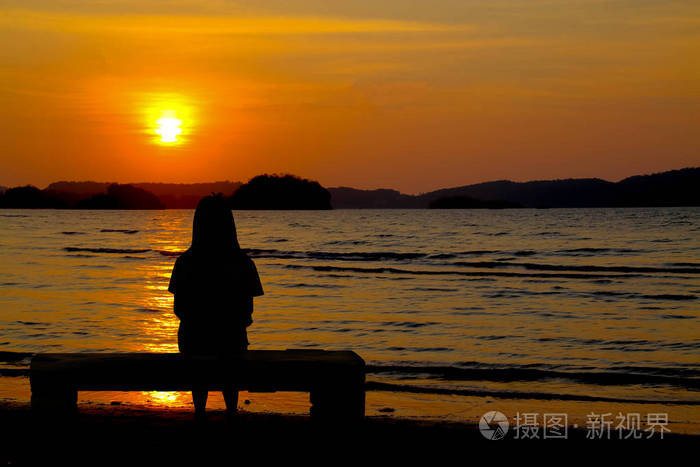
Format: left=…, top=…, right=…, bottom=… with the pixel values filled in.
left=135, top=287, right=179, bottom=352
left=141, top=390, right=192, bottom=407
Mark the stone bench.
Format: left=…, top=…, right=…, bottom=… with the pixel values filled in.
left=30, top=349, right=365, bottom=419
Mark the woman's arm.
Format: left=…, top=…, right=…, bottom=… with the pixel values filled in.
left=173, top=292, right=190, bottom=320
left=243, top=296, right=254, bottom=327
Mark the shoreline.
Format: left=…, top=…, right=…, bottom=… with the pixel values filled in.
left=3, top=371, right=700, bottom=439
left=3, top=374, right=700, bottom=435
left=2, top=399, right=697, bottom=445
left=2, top=400, right=698, bottom=463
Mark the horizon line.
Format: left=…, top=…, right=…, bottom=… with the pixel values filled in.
left=2, top=166, right=698, bottom=197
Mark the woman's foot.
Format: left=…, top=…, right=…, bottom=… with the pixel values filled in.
left=225, top=408, right=239, bottom=425
left=194, top=410, right=207, bottom=424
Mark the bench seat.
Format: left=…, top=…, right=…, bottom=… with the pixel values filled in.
left=30, top=349, right=365, bottom=419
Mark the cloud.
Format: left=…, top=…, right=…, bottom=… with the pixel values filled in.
left=0, top=9, right=464, bottom=36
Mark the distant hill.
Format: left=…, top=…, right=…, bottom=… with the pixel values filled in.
left=0, top=184, right=164, bottom=209
left=612, top=169, right=700, bottom=207
left=77, top=184, right=165, bottom=210
left=428, top=196, right=522, bottom=209
left=1, top=167, right=697, bottom=210
left=417, top=178, right=616, bottom=208
left=0, top=186, right=66, bottom=208
left=47, top=181, right=241, bottom=208
left=328, top=167, right=700, bottom=209
left=327, top=187, right=419, bottom=209
left=46, top=181, right=111, bottom=195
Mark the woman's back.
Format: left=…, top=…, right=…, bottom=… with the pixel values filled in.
left=168, top=195, right=264, bottom=355
left=170, top=248, right=263, bottom=354
left=170, top=249, right=262, bottom=315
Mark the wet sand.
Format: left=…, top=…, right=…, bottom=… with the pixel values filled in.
left=1, top=400, right=696, bottom=463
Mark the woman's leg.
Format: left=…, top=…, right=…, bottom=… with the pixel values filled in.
left=222, top=337, right=245, bottom=415
left=223, top=389, right=238, bottom=414
left=192, top=390, right=208, bottom=418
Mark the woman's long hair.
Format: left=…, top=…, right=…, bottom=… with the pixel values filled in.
left=190, top=194, right=241, bottom=254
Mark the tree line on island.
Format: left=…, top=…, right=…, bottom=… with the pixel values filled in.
left=0, top=174, right=332, bottom=210
left=0, top=167, right=698, bottom=210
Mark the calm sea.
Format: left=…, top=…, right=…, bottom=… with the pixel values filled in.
left=1, top=208, right=699, bottom=427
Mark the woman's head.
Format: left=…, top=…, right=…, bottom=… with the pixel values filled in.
left=191, top=194, right=240, bottom=252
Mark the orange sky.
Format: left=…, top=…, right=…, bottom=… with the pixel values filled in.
left=1, top=1, right=699, bottom=194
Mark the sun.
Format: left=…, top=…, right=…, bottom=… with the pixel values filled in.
left=141, top=94, right=195, bottom=146
left=154, top=111, right=182, bottom=143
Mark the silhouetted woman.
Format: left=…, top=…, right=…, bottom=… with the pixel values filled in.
left=168, top=194, right=264, bottom=421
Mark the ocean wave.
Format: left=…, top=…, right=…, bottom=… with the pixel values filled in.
left=381, top=321, right=439, bottom=328
left=158, top=250, right=182, bottom=257
left=556, top=247, right=647, bottom=254
left=251, top=248, right=517, bottom=261
left=513, top=250, right=537, bottom=256
left=140, top=247, right=695, bottom=279
left=427, top=251, right=498, bottom=259
left=324, top=240, right=370, bottom=246
left=532, top=231, right=573, bottom=237
left=242, top=249, right=695, bottom=279
left=476, top=289, right=698, bottom=302
left=245, top=247, right=691, bottom=277
left=243, top=249, right=425, bottom=261
left=475, top=231, right=509, bottom=236
left=101, top=229, right=139, bottom=234
left=283, top=263, right=644, bottom=280
left=365, top=381, right=700, bottom=405
left=65, top=247, right=150, bottom=254
left=536, top=336, right=700, bottom=352
left=134, top=308, right=163, bottom=314
left=642, top=294, right=697, bottom=301
left=281, top=282, right=347, bottom=289
left=308, top=251, right=426, bottom=261
left=366, top=364, right=700, bottom=389
left=387, top=346, right=452, bottom=352
left=452, top=261, right=699, bottom=275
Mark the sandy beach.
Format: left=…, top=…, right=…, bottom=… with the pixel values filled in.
left=1, top=399, right=697, bottom=463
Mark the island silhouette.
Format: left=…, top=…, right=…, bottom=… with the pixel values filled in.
left=0, top=167, right=698, bottom=210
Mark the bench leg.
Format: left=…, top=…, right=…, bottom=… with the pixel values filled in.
left=310, top=387, right=365, bottom=421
